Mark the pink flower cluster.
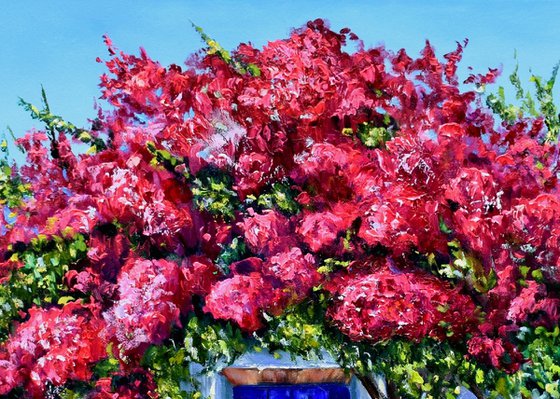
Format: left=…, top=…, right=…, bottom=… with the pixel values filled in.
left=0, top=302, right=106, bottom=396
left=103, top=258, right=188, bottom=364
left=328, top=264, right=479, bottom=342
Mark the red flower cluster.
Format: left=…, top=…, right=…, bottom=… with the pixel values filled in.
left=328, top=264, right=479, bottom=342
left=0, top=302, right=106, bottom=397
left=205, top=272, right=276, bottom=331
left=467, top=336, right=524, bottom=374
left=103, top=258, right=188, bottom=365
left=89, top=369, right=158, bottom=399
left=205, top=248, right=319, bottom=331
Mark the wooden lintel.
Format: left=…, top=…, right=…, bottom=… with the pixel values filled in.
left=221, top=367, right=351, bottom=386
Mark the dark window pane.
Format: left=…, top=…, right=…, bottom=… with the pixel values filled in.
left=326, top=384, right=351, bottom=399
left=233, top=383, right=350, bottom=399
left=269, top=386, right=292, bottom=399
left=233, top=385, right=268, bottom=399
left=292, top=385, right=328, bottom=399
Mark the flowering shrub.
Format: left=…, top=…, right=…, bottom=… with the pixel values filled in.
left=328, top=266, right=479, bottom=343
left=103, top=258, right=188, bottom=365
left=0, top=302, right=106, bottom=397
left=0, top=19, right=559, bottom=398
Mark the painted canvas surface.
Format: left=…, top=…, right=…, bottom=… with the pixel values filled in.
left=1, top=3, right=559, bottom=399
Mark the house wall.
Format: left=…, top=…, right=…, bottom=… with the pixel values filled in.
left=184, top=351, right=373, bottom=399
left=188, top=372, right=370, bottom=399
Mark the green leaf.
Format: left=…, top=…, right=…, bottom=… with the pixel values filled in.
left=192, top=167, right=239, bottom=220
left=439, top=216, right=453, bottom=234
left=246, top=63, right=261, bottom=77
left=57, top=296, right=75, bottom=305
left=475, top=369, right=484, bottom=384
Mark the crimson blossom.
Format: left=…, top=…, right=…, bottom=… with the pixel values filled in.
left=0, top=19, right=559, bottom=399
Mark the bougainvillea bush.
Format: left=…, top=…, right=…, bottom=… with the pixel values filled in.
left=1, top=19, right=560, bottom=399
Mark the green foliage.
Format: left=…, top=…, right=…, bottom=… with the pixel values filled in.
left=531, top=63, right=560, bottom=143
left=142, top=343, right=193, bottom=399
left=192, top=24, right=261, bottom=77
left=19, top=87, right=106, bottom=153
left=357, top=124, right=391, bottom=148
left=516, top=326, right=560, bottom=398
left=439, top=216, right=453, bottom=235
left=486, top=58, right=560, bottom=143
left=437, top=240, right=497, bottom=293
left=141, top=317, right=248, bottom=399
left=216, top=237, right=249, bottom=274
left=255, top=181, right=301, bottom=215
left=93, top=346, right=120, bottom=379
left=333, top=336, right=508, bottom=399
left=0, top=287, right=23, bottom=342
left=183, top=316, right=247, bottom=372
left=316, top=258, right=351, bottom=275
left=372, top=340, right=489, bottom=399
left=0, top=234, right=88, bottom=340
left=0, top=161, right=30, bottom=209
left=350, top=115, right=397, bottom=149
left=147, top=141, right=190, bottom=178
left=192, top=167, right=239, bottom=220
left=257, top=297, right=331, bottom=361
left=486, top=85, right=526, bottom=124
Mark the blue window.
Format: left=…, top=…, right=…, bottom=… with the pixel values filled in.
left=233, top=383, right=350, bottom=399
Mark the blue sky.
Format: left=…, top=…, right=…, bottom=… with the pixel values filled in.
left=1, top=1, right=559, bottom=161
